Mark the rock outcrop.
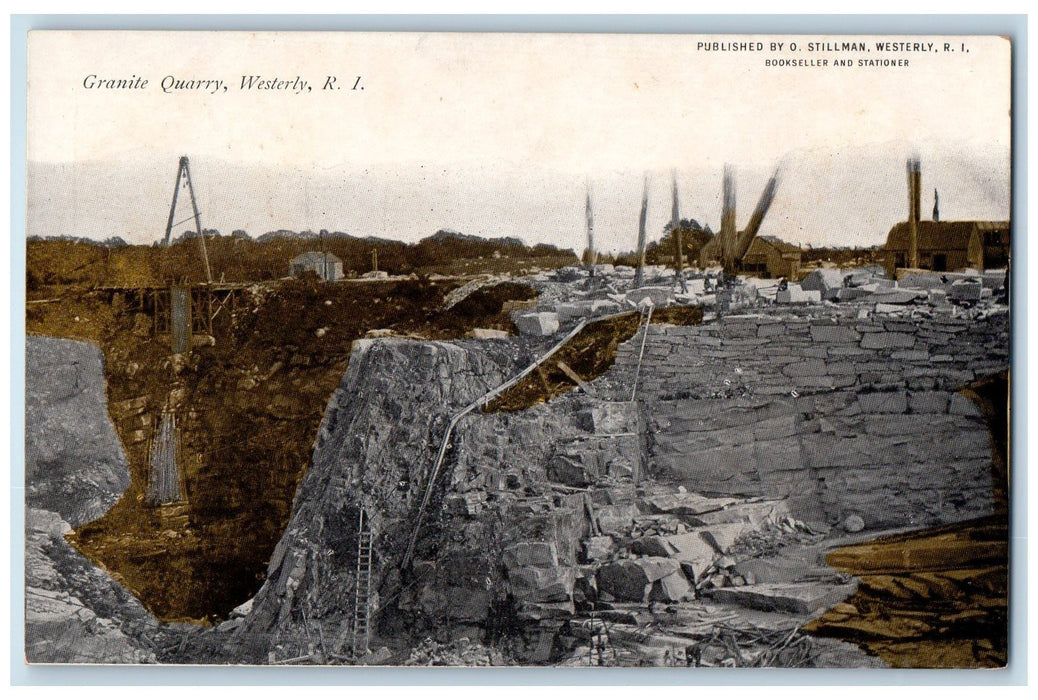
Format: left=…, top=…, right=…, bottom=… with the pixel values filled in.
left=25, top=336, right=157, bottom=663
left=233, top=338, right=520, bottom=661
left=26, top=336, right=130, bottom=527
left=25, top=508, right=158, bottom=664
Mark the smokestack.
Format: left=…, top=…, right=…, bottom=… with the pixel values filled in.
left=933, top=188, right=940, bottom=222
left=635, top=173, right=649, bottom=288
left=907, top=158, right=921, bottom=269
left=585, top=180, right=596, bottom=276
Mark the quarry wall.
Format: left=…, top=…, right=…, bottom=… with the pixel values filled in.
left=609, top=307, right=1009, bottom=529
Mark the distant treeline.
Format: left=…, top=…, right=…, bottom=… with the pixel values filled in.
left=594, top=219, right=881, bottom=270
left=27, top=229, right=577, bottom=289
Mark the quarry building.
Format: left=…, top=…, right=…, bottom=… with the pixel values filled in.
left=290, top=251, right=343, bottom=282
left=882, top=158, right=1010, bottom=276
left=883, top=220, right=1011, bottom=275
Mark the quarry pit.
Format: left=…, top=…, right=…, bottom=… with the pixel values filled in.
left=25, top=262, right=1010, bottom=668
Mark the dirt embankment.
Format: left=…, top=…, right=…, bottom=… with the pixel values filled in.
left=28, top=278, right=536, bottom=623
left=487, top=306, right=704, bottom=412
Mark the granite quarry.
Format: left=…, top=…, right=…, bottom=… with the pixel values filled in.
left=25, top=258, right=1010, bottom=668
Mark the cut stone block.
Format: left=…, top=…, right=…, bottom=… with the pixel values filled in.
left=642, top=492, right=741, bottom=518
left=661, top=532, right=718, bottom=581
left=556, top=303, right=585, bottom=323
left=597, top=560, right=651, bottom=602
left=835, top=287, right=874, bottom=302
left=693, top=522, right=749, bottom=554
left=650, top=569, right=693, bottom=602
left=630, top=536, right=674, bottom=558
left=782, top=359, right=828, bottom=377
left=627, top=286, right=674, bottom=306
left=809, top=325, right=862, bottom=343
left=948, top=393, right=983, bottom=417
left=858, top=390, right=908, bottom=414
left=871, top=290, right=925, bottom=305
left=577, top=402, right=638, bottom=434
left=908, top=391, right=951, bottom=414
left=928, top=289, right=948, bottom=305
left=693, top=499, right=791, bottom=528
left=776, top=285, right=822, bottom=304
left=467, top=328, right=510, bottom=339
left=860, top=332, right=916, bottom=349
left=548, top=453, right=594, bottom=487
left=703, top=580, right=859, bottom=615
left=800, top=269, right=849, bottom=298
left=557, top=300, right=622, bottom=323
left=508, top=565, right=575, bottom=603
left=583, top=535, right=616, bottom=563
left=595, top=504, right=641, bottom=535
left=504, top=541, right=559, bottom=570
left=515, top=312, right=560, bottom=336
left=635, top=557, right=681, bottom=583
left=733, top=556, right=832, bottom=585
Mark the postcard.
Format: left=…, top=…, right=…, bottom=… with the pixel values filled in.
left=24, top=30, right=1011, bottom=668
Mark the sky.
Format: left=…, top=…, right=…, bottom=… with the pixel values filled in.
left=26, top=32, right=1012, bottom=253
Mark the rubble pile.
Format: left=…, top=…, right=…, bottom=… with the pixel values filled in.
left=404, top=637, right=507, bottom=666
left=686, top=623, right=816, bottom=667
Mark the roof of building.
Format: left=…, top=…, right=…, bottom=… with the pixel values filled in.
left=701, top=234, right=801, bottom=259
left=885, top=221, right=1009, bottom=251
left=755, top=236, right=802, bottom=255
left=291, top=251, right=343, bottom=265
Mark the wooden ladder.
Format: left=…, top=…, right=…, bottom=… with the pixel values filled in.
left=351, top=507, right=373, bottom=660
left=586, top=610, right=616, bottom=666
left=629, top=302, right=654, bottom=401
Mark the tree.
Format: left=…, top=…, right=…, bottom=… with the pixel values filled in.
left=645, top=220, right=714, bottom=266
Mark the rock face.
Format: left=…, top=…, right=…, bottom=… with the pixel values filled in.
left=24, top=337, right=156, bottom=663
left=609, top=309, right=1008, bottom=530
left=234, top=338, right=520, bottom=659
left=25, top=336, right=130, bottom=527
left=234, top=336, right=647, bottom=662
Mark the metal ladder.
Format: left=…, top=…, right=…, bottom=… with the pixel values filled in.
left=351, top=508, right=373, bottom=660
